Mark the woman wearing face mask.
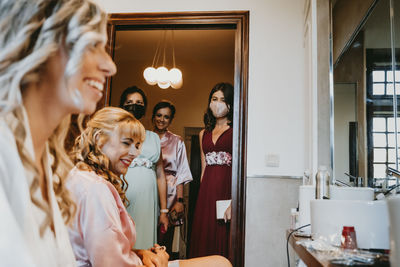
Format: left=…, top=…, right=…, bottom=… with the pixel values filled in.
left=0, top=0, right=116, bottom=266
left=152, top=101, right=193, bottom=257
left=120, top=86, right=169, bottom=249
left=189, top=83, right=234, bottom=259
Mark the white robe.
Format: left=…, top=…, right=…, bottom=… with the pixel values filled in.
left=0, top=108, right=76, bottom=267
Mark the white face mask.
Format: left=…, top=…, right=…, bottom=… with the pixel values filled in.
left=209, top=101, right=229, bottom=118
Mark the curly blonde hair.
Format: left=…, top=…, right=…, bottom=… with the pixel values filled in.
left=72, top=107, right=146, bottom=207
left=0, top=0, right=108, bottom=235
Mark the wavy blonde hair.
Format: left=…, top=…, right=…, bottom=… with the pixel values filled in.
left=72, top=107, right=146, bottom=207
left=0, top=0, right=108, bottom=235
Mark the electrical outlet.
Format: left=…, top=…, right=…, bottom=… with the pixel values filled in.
left=265, top=153, right=280, bottom=167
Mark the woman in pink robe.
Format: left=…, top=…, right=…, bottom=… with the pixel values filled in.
left=67, top=107, right=157, bottom=266
left=67, top=167, right=144, bottom=266
left=67, top=107, right=231, bottom=267
left=152, top=101, right=193, bottom=256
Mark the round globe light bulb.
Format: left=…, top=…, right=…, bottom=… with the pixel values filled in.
left=143, top=67, right=157, bottom=85
left=156, top=66, right=169, bottom=84
left=171, top=77, right=183, bottom=89
left=168, top=68, right=182, bottom=84
left=158, top=80, right=170, bottom=89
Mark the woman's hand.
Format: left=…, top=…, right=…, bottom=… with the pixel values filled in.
left=223, top=203, right=232, bottom=223
left=135, top=248, right=168, bottom=267
left=159, top=212, right=169, bottom=230
left=171, top=201, right=184, bottom=214
left=150, top=245, right=169, bottom=267
left=155, top=152, right=169, bottom=230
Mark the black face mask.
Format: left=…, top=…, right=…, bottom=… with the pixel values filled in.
left=123, top=104, right=145, bottom=119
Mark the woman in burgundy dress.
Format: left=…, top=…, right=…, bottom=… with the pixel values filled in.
left=190, top=83, right=234, bottom=259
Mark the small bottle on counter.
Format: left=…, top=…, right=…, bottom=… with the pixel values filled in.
left=290, top=208, right=299, bottom=230
left=315, top=165, right=330, bottom=199
left=341, top=226, right=358, bottom=249
left=303, top=169, right=311, bottom=185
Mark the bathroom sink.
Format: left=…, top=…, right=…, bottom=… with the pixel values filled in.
left=310, top=199, right=389, bottom=249
left=330, top=186, right=374, bottom=201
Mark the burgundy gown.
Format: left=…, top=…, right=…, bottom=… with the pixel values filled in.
left=189, top=127, right=232, bottom=258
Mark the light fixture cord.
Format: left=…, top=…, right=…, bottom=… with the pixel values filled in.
left=152, top=31, right=162, bottom=67
left=154, top=31, right=166, bottom=68
left=172, top=30, right=176, bottom=68
left=162, top=30, right=167, bottom=66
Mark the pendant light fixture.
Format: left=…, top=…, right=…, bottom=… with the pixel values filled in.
left=143, top=30, right=183, bottom=89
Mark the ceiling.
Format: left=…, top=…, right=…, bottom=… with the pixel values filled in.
left=114, top=29, right=236, bottom=65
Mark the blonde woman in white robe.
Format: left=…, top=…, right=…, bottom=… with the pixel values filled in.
left=0, top=0, right=116, bottom=266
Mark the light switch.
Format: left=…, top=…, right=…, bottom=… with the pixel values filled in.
left=265, top=153, right=280, bottom=167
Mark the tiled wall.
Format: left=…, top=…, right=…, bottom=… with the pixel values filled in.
left=245, top=177, right=302, bottom=266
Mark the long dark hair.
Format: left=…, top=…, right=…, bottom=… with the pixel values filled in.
left=204, top=82, right=234, bottom=132
left=152, top=100, right=176, bottom=122
left=119, top=85, right=148, bottom=112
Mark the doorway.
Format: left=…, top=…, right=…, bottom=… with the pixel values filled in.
left=104, top=12, right=249, bottom=266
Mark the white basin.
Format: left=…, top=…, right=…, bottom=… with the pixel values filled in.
left=330, top=186, right=374, bottom=201
left=298, top=185, right=315, bottom=229
left=310, top=199, right=389, bottom=249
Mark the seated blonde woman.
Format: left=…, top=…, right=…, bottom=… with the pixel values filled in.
left=67, top=107, right=231, bottom=267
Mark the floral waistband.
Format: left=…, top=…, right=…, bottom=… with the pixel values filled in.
left=205, top=151, right=232, bottom=166
left=130, top=158, right=154, bottom=169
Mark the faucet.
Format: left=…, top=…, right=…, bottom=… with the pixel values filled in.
left=386, top=167, right=400, bottom=179
left=384, top=167, right=400, bottom=195
left=344, top=173, right=363, bottom=187
left=334, top=177, right=351, bottom=187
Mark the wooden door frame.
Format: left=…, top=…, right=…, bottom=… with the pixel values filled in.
left=105, top=11, right=249, bottom=266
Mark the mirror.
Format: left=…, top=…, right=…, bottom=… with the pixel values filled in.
left=110, top=29, right=234, bottom=259
left=333, top=0, right=400, bottom=190
left=105, top=12, right=249, bottom=266
left=334, top=82, right=357, bottom=180
left=393, top=0, right=400, bottom=191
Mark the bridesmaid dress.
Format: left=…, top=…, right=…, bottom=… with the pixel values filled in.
left=125, top=130, right=160, bottom=249
left=189, top=127, right=232, bottom=258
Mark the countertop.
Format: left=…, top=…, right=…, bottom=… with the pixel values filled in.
left=287, top=230, right=390, bottom=267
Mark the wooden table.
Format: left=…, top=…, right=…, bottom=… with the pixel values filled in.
left=287, top=230, right=390, bottom=267
left=287, top=230, right=333, bottom=267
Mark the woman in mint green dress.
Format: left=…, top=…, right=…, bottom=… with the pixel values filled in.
left=120, top=86, right=169, bottom=249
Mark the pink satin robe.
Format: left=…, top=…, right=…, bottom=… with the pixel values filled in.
left=160, top=131, right=193, bottom=208
left=67, top=167, right=143, bottom=267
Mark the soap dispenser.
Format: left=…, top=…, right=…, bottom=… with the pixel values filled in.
left=315, top=165, right=330, bottom=199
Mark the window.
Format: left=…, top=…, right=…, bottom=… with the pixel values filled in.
left=372, top=117, right=398, bottom=178
left=371, top=70, right=400, bottom=96
left=368, top=66, right=400, bottom=188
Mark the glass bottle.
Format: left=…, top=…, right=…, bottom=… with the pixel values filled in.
left=315, top=165, right=330, bottom=199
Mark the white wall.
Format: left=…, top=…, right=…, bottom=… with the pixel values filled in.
left=96, top=0, right=307, bottom=177
left=246, top=177, right=302, bottom=266
left=95, top=0, right=307, bottom=265
left=334, top=83, right=357, bottom=183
